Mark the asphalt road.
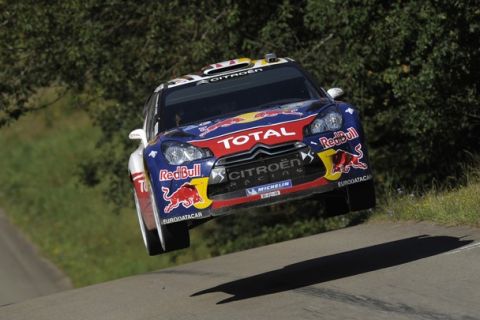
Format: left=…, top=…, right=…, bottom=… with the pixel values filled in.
left=1, top=221, right=480, bottom=320
left=0, top=210, right=71, bottom=306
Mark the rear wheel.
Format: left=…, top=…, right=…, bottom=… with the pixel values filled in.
left=323, top=179, right=376, bottom=216
left=133, top=189, right=164, bottom=256
left=347, top=179, right=376, bottom=211
left=324, top=190, right=350, bottom=217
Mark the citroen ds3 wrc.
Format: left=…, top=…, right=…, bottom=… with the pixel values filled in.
left=128, top=53, right=375, bottom=255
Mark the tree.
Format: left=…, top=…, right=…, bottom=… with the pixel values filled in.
left=1, top=0, right=479, bottom=202
left=304, top=0, right=480, bottom=186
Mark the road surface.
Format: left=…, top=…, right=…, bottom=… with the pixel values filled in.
left=0, top=210, right=71, bottom=306
left=1, top=221, right=479, bottom=319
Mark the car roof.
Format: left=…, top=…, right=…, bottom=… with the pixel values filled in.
left=154, top=56, right=294, bottom=93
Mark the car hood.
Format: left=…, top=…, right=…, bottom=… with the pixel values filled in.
left=157, top=98, right=335, bottom=158
left=171, top=98, right=333, bottom=141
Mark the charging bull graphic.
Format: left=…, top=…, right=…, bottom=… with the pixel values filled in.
left=332, top=144, right=368, bottom=174
left=253, top=108, right=303, bottom=119
left=199, top=108, right=302, bottom=137
left=162, top=183, right=203, bottom=213
left=199, top=117, right=244, bottom=137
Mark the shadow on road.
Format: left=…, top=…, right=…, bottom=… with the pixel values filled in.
left=191, top=235, right=471, bottom=304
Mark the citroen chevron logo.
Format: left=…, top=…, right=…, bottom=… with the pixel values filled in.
left=301, top=151, right=314, bottom=163
left=211, top=169, right=225, bottom=182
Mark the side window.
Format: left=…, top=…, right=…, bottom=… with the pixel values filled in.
left=145, top=93, right=159, bottom=141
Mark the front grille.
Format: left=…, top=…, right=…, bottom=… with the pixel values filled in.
left=216, top=142, right=303, bottom=166
left=207, top=144, right=325, bottom=199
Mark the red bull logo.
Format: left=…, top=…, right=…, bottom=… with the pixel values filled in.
left=159, top=164, right=201, bottom=181
left=199, top=108, right=302, bottom=137
left=162, top=183, right=203, bottom=213
left=332, top=144, right=368, bottom=174
left=320, top=127, right=359, bottom=148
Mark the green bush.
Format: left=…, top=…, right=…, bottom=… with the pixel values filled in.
left=2, top=0, right=478, bottom=199
left=304, top=0, right=480, bottom=188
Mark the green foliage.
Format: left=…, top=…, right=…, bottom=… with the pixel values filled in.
left=0, top=0, right=312, bottom=205
left=372, top=166, right=480, bottom=226
left=304, top=0, right=480, bottom=187
left=2, top=0, right=478, bottom=198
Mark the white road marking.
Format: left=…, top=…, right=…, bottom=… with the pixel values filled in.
left=445, top=241, right=480, bottom=255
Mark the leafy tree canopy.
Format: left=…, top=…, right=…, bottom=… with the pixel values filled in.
left=1, top=0, right=479, bottom=205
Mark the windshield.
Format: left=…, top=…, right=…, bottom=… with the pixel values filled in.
left=161, top=65, right=322, bottom=130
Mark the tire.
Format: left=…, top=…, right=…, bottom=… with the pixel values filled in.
left=324, top=189, right=350, bottom=217
left=322, top=179, right=375, bottom=215
left=163, top=221, right=190, bottom=251
left=133, top=189, right=164, bottom=256
left=347, top=179, right=376, bottom=211
left=150, top=187, right=190, bottom=252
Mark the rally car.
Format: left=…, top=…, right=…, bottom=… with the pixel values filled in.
left=129, top=53, right=375, bottom=255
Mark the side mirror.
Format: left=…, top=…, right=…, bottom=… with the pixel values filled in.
left=129, top=129, right=148, bottom=147
left=327, top=87, right=344, bottom=100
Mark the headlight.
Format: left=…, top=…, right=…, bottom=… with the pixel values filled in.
left=162, top=141, right=212, bottom=165
left=308, top=108, right=343, bottom=134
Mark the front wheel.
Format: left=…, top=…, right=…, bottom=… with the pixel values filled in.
left=150, top=189, right=190, bottom=252
left=133, top=189, right=164, bottom=256
left=163, top=221, right=190, bottom=251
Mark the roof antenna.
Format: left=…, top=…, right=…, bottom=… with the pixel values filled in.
left=265, top=53, right=278, bottom=63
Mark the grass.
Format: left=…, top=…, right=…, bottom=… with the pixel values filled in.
left=371, top=172, right=480, bottom=227
left=0, top=90, right=212, bottom=287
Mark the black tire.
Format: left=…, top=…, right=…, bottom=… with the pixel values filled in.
left=347, top=179, right=376, bottom=211
left=324, top=189, right=350, bottom=217
left=322, top=179, right=376, bottom=215
left=146, top=172, right=190, bottom=252
left=132, top=188, right=164, bottom=256
left=142, top=218, right=165, bottom=256
left=162, top=221, right=190, bottom=252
